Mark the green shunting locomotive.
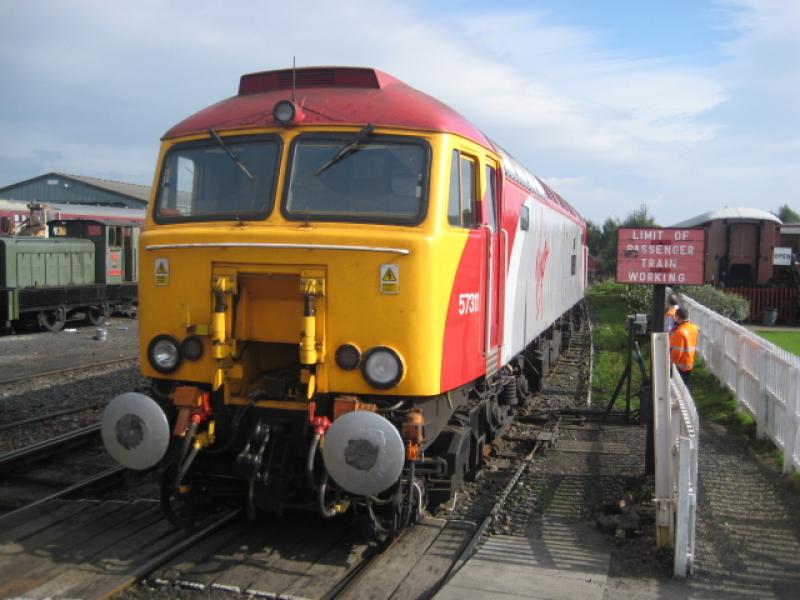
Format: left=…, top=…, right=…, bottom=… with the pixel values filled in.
left=0, top=219, right=140, bottom=332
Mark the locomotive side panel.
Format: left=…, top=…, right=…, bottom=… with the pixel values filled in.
left=501, top=184, right=585, bottom=363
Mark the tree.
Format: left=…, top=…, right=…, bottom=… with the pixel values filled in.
left=596, top=217, right=620, bottom=278
left=590, top=204, right=660, bottom=279
left=585, top=220, right=603, bottom=257
left=774, top=203, right=800, bottom=223
left=621, top=203, right=658, bottom=228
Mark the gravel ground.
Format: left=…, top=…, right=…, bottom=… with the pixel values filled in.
left=0, top=366, right=147, bottom=452
left=0, top=318, right=144, bottom=451
left=0, top=316, right=138, bottom=381
left=682, top=419, right=800, bottom=598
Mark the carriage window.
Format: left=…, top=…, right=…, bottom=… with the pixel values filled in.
left=284, top=134, right=427, bottom=224
left=520, top=205, right=530, bottom=231
left=447, top=150, right=478, bottom=228
left=155, top=136, right=280, bottom=222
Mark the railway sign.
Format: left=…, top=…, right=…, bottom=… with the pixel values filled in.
left=616, top=228, right=705, bottom=286
left=773, top=247, right=793, bottom=266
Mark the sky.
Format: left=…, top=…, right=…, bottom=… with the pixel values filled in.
left=1, top=0, right=798, bottom=225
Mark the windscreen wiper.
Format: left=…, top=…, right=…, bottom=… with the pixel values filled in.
left=314, top=123, right=374, bottom=176
left=208, top=128, right=255, bottom=180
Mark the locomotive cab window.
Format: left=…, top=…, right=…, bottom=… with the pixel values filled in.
left=155, top=135, right=280, bottom=222
left=108, top=226, right=122, bottom=248
left=283, top=134, right=428, bottom=224
left=448, top=150, right=478, bottom=228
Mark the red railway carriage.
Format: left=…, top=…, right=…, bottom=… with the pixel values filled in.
left=101, top=67, right=588, bottom=535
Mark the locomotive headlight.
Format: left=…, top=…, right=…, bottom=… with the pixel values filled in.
left=273, top=100, right=304, bottom=125
left=362, top=346, right=404, bottom=389
left=148, top=335, right=181, bottom=373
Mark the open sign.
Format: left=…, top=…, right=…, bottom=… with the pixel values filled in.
left=773, top=247, right=793, bottom=266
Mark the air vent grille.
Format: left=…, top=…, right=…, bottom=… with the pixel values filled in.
left=239, top=68, right=380, bottom=95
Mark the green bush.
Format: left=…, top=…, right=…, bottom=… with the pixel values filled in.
left=623, top=285, right=653, bottom=315
left=680, top=285, right=750, bottom=322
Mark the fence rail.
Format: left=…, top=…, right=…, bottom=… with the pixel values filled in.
left=726, top=286, right=797, bottom=324
left=682, top=295, right=800, bottom=474
left=652, top=333, right=699, bottom=577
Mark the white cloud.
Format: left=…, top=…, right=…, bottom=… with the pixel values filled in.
left=1, top=0, right=798, bottom=224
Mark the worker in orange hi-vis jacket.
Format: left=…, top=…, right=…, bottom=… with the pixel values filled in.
left=664, top=293, right=680, bottom=332
left=669, top=306, right=699, bottom=384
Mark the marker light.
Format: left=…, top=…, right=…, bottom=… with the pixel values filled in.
left=182, top=336, right=204, bottom=361
left=362, top=346, right=404, bottom=389
left=273, top=100, right=304, bottom=125
left=335, top=344, right=361, bottom=371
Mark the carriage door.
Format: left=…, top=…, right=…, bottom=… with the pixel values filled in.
left=483, top=162, right=502, bottom=375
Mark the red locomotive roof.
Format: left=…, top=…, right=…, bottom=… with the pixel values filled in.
left=163, top=67, right=492, bottom=147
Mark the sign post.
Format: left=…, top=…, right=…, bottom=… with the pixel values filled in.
left=615, top=227, right=706, bottom=474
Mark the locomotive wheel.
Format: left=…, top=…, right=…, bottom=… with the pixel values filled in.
left=38, top=307, right=67, bottom=332
left=87, top=305, right=109, bottom=325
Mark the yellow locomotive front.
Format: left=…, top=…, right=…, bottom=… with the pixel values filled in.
left=101, top=68, right=511, bottom=534
left=141, top=125, right=445, bottom=401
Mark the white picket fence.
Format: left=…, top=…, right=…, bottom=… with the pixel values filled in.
left=652, top=333, right=699, bottom=577
left=681, top=295, right=800, bottom=474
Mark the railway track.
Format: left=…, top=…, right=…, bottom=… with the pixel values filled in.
left=0, top=405, right=100, bottom=432
left=0, top=322, right=591, bottom=599
left=131, top=327, right=587, bottom=599
left=0, top=355, right=138, bottom=387
left=0, top=424, right=124, bottom=517
left=0, top=498, right=242, bottom=599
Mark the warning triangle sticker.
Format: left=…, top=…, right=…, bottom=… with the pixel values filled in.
left=157, top=262, right=167, bottom=274
left=382, top=268, right=397, bottom=282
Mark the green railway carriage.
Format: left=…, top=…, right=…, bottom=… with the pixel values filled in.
left=49, top=219, right=140, bottom=285
left=0, top=219, right=139, bottom=332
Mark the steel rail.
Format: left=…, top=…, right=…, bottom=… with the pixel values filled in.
left=0, top=423, right=101, bottom=468
left=438, top=422, right=556, bottom=588
left=0, top=465, right=125, bottom=523
left=321, top=530, right=406, bottom=600
left=0, top=355, right=137, bottom=387
left=0, top=405, right=99, bottom=432
left=103, top=507, right=245, bottom=598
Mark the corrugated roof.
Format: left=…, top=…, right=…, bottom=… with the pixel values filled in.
left=671, top=207, right=782, bottom=228
left=54, top=173, right=151, bottom=203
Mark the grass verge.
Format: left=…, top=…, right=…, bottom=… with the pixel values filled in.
left=753, top=330, right=800, bottom=356
left=588, top=281, right=799, bottom=483
left=587, top=282, right=648, bottom=411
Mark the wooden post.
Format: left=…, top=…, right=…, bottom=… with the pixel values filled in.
left=784, top=367, right=799, bottom=473
left=653, top=284, right=666, bottom=333
left=652, top=333, right=673, bottom=549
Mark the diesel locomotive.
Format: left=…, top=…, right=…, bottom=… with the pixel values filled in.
left=102, top=67, right=587, bottom=535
